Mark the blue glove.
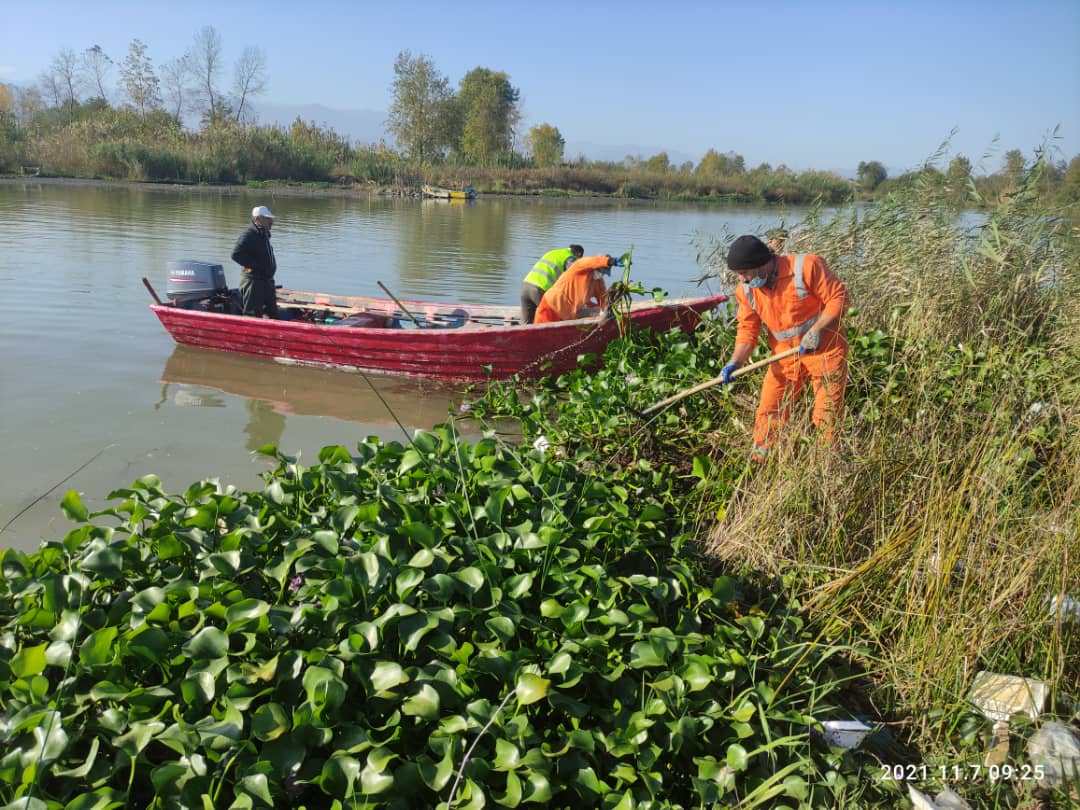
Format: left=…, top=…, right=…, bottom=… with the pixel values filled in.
left=721, top=363, right=739, bottom=384
left=799, top=330, right=821, bottom=354
left=613, top=257, right=624, bottom=267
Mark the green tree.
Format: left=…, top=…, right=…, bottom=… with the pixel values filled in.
left=456, top=67, right=520, bottom=166
left=1002, top=149, right=1026, bottom=188
left=387, top=50, right=454, bottom=164
left=525, top=123, right=564, bottom=167
left=645, top=151, right=671, bottom=173
left=857, top=160, right=887, bottom=191
left=1062, top=154, right=1080, bottom=202
left=695, top=148, right=745, bottom=177
left=119, top=39, right=160, bottom=114
left=945, top=155, right=971, bottom=196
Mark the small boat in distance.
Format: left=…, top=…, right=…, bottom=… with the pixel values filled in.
left=144, top=261, right=725, bottom=382
left=422, top=184, right=477, bottom=200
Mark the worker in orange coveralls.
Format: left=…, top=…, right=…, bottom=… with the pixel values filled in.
left=533, top=254, right=617, bottom=324
left=720, top=234, right=850, bottom=459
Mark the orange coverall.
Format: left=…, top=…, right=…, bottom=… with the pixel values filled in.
left=533, top=255, right=610, bottom=324
left=733, top=253, right=850, bottom=456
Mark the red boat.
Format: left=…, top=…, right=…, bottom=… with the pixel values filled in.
left=145, top=262, right=726, bottom=382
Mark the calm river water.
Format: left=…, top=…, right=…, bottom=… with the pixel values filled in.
left=0, top=179, right=800, bottom=551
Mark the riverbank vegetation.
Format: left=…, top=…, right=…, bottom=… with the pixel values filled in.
left=2, top=36, right=1078, bottom=205
left=0, top=148, right=1076, bottom=806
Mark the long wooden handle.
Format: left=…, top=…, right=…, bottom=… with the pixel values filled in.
left=142, top=276, right=164, bottom=305
left=377, top=281, right=424, bottom=328
left=640, top=346, right=801, bottom=416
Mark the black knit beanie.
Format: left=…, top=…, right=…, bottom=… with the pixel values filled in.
left=726, top=235, right=773, bottom=270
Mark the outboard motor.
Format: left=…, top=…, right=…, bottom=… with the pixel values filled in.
left=166, top=259, right=237, bottom=312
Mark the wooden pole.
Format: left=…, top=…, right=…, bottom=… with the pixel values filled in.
left=377, top=281, right=425, bottom=328
left=641, top=346, right=801, bottom=416
left=142, top=277, right=164, bottom=305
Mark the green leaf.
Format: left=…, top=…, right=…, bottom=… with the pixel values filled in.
left=402, top=683, right=440, bottom=720
left=453, top=566, right=484, bottom=592
left=62, top=788, right=126, bottom=809
left=239, top=772, right=274, bottom=805
left=736, top=615, right=766, bottom=641
left=369, top=661, right=409, bottom=693
left=485, top=616, right=516, bottom=644
left=399, top=448, right=424, bottom=473
left=184, top=627, right=228, bottom=660
left=731, top=700, right=755, bottom=723
left=11, top=643, right=47, bottom=678
left=80, top=547, right=123, bottom=578
left=303, top=666, right=347, bottom=713
left=515, top=674, right=550, bottom=706
left=321, top=754, right=362, bottom=797
left=331, top=505, right=359, bottom=535
left=418, top=749, right=455, bottom=791
left=61, top=489, right=89, bottom=522
left=547, top=652, right=572, bottom=676
left=114, top=720, right=165, bottom=757
left=493, top=769, right=523, bottom=807
left=181, top=671, right=216, bottom=705
left=79, top=626, right=118, bottom=667
left=726, top=743, right=749, bottom=771
left=360, top=748, right=396, bottom=795
left=504, top=573, right=533, bottom=600
left=521, top=770, right=552, bottom=803
left=53, top=736, right=99, bottom=778
left=225, top=598, right=270, bottom=630
left=251, top=703, right=290, bottom=742
left=493, top=738, right=521, bottom=771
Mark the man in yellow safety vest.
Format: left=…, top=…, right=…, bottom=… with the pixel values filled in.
left=520, top=244, right=583, bottom=324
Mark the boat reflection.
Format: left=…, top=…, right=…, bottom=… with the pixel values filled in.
left=158, top=344, right=470, bottom=433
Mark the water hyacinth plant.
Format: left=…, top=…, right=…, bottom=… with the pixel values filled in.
left=2, top=435, right=885, bottom=808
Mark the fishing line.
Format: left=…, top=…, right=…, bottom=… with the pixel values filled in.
left=0, top=443, right=117, bottom=536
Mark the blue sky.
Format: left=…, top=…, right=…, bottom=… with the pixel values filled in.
left=2, top=0, right=1077, bottom=174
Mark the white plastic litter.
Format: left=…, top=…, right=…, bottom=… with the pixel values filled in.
left=820, top=719, right=874, bottom=749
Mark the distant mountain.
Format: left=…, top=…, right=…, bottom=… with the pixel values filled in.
left=252, top=102, right=390, bottom=146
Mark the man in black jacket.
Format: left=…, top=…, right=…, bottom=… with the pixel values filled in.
left=232, top=205, right=278, bottom=317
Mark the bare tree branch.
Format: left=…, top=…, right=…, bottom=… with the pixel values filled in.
left=160, top=54, right=192, bottom=124
left=49, top=49, right=82, bottom=109
left=82, top=45, right=113, bottom=101
left=232, top=46, right=267, bottom=125
left=191, top=26, right=224, bottom=127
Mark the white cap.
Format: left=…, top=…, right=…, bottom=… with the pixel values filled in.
left=251, top=205, right=274, bottom=219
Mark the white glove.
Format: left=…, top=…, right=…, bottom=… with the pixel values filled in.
left=799, top=330, right=821, bottom=354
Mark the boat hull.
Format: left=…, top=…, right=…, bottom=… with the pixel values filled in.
left=150, top=293, right=726, bottom=382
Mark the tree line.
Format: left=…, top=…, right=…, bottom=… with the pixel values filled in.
left=1, top=35, right=1078, bottom=207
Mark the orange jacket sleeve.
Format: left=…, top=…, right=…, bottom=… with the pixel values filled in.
left=734, top=285, right=762, bottom=347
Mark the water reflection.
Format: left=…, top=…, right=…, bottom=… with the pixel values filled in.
left=158, top=344, right=467, bottom=429
left=244, top=398, right=286, bottom=451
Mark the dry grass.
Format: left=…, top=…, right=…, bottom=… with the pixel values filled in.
left=697, top=157, right=1080, bottom=752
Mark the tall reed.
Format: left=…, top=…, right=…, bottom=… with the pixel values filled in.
left=703, top=151, right=1079, bottom=745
